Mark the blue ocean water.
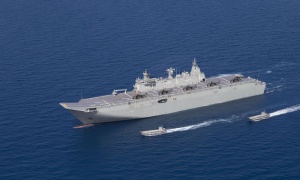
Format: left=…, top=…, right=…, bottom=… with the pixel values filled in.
left=1, top=0, right=300, bottom=179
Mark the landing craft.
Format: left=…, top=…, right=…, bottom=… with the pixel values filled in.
left=140, top=126, right=167, bottom=136
left=248, top=111, right=270, bottom=122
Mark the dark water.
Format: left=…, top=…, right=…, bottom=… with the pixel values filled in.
left=1, top=0, right=300, bottom=179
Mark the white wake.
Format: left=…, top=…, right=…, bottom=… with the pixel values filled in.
left=166, top=116, right=238, bottom=134
left=269, top=104, right=300, bottom=117
left=265, top=85, right=285, bottom=94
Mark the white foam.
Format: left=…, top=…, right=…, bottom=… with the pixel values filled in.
left=265, top=85, right=285, bottom=94
left=73, top=124, right=94, bottom=129
left=166, top=116, right=237, bottom=134
left=269, top=104, right=300, bottom=117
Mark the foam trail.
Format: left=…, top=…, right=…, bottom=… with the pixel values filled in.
left=166, top=116, right=236, bottom=134
left=73, top=124, right=94, bottom=129
left=269, top=104, right=300, bottom=117
left=265, top=85, right=285, bottom=94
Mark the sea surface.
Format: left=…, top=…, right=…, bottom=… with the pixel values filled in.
left=1, top=0, right=300, bottom=179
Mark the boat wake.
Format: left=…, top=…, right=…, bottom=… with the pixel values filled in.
left=265, top=85, right=285, bottom=94
left=265, top=78, right=286, bottom=94
left=73, top=124, right=94, bottom=129
left=269, top=104, right=300, bottom=117
left=166, top=115, right=239, bottom=134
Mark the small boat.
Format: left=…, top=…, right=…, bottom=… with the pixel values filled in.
left=248, top=111, right=270, bottom=122
left=140, top=126, right=167, bottom=136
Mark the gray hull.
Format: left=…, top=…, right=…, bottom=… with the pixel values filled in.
left=67, top=81, right=266, bottom=124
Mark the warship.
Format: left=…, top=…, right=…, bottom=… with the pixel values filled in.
left=60, top=59, right=266, bottom=124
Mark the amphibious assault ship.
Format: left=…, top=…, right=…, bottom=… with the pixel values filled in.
left=60, top=59, right=266, bottom=124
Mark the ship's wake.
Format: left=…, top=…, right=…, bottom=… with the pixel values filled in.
left=73, top=124, right=94, bottom=129
left=265, top=78, right=286, bottom=94
left=166, top=115, right=240, bottom=134
left=269, top=104, right=300, bottom=117
left=265, top=85, right=285, bottom=94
